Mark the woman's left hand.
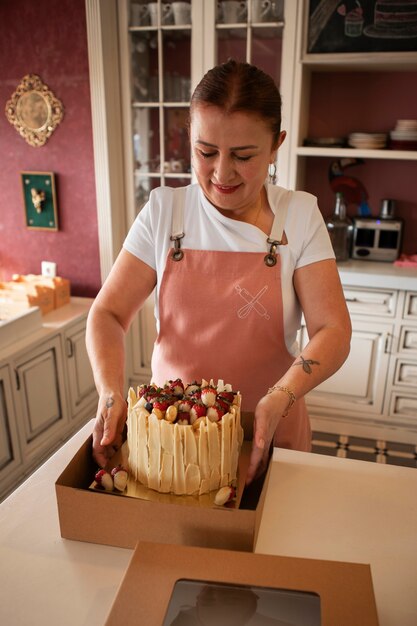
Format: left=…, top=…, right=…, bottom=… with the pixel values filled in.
left=245, top=391, right=287, bottom=484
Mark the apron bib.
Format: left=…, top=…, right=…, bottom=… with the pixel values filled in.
left=151, top=188, right=311, bottom=451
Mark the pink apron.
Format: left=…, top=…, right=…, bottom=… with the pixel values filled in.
left=151, top=188, right=311, bottom=451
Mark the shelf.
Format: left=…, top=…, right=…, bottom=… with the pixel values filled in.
left=301, top=51, right=417, bottom=72
left=296, top=147, right=417, bottom=161
left=132, top=102, right=190, bottom=108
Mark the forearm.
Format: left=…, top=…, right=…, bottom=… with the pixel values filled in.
left=274, top=323, right=351, bottom=404
left=86, top=302, right=126, bottom=398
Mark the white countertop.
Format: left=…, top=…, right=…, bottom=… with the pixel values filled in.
left=1, top=420, right=416, bottom=625
left=337, top=259, right=417, bottom=290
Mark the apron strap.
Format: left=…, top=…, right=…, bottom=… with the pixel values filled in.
left=170, top=186, right=186, bottom=261
left=170, top=186, right=292, bottom=265
left=265, top=189, right=292, bottom=267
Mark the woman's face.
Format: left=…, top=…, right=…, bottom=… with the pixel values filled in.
left=190, top=104, right=285, bottom=217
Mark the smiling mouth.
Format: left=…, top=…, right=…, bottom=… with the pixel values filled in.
left=213, top=183, right=241, bottom=194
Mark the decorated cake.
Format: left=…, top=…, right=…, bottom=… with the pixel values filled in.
left=126, top=378, right=244, bottom=496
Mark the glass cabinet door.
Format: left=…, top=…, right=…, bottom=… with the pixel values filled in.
left=123, top=0, right=194, bottom=218
left=211, top=0, right=285, bottom=91
left=120, top=0, right=286, bottom=221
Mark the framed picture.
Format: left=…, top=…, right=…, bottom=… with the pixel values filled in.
left=307, top=1, right=417, bottom=55
left=21, top=171, right=59, bottom=231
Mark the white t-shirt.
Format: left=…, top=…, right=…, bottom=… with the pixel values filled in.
left=123, top=183, right=335, bottom=355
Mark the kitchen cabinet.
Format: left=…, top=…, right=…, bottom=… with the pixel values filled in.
left=13, top=336, right=69, bottom=471
left=63, top=318, right=97, bottom=424
left=0, top=364, right=22, bottom=500
left=283, top=2, right=417, bottom=254
left=305, top=285, right=417, bottom=444
left=0, top=298, right=96, bottom=501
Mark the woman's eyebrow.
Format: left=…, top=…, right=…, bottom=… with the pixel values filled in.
left=196, top=139, right=259, bottom=150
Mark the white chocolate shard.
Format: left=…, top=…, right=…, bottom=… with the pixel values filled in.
left=209, top=468, right=220, bottom=492
left=173, top=424, right=186, bottom=495
left=216, top=379, right=225, bottom=392
left=198, top=421, right=210, bottom=480
left=185, top=464, right=201, bottom=495
left=137, top=412, right=149, bottom=486
left=159, top=452, right=173, bottom=493
left=184, top=425, right=197, bottom=466
left=160, top=419, right=174, bottom=455
left=207, top=419, right=220, bottom=472
left=199, top=478, right=210, bottom=495
left=148, top=413, right=161, bottom=491
left=221, top=412, right=231, bottom=479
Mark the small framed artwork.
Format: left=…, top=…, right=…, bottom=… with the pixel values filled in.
left=21, top=171, right=59, bottom=231
left=307, top=0, right=417, bottom=55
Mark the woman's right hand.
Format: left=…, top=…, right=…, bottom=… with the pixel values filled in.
left=92, top=391, right=127, bottom=468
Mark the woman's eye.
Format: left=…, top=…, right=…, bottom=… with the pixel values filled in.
left=199, top=150, right=216, bottom=159
left=235, top=155, right=252, bottom=162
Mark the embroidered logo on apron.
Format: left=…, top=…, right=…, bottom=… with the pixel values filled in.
left=234, top=284, right=270, bottom=320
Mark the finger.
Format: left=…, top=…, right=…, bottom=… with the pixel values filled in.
left=100, top=412, right=118, bottom=446
left=245, top=440, right=265, bottom=485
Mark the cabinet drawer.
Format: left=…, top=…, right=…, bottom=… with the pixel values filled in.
left=393, top=358, right=417, bottom=389
left=404, top=292, right=417, bottom=321
left=343, top=287, right=397, bottom=318
left=389, top=392, right=417, bottom=422
left=399, top=326, right=417, bottom=356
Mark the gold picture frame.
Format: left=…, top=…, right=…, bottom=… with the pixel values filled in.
left=21, top=171, right=59, bottom=231
left=5, top=75, right=64, bottom=147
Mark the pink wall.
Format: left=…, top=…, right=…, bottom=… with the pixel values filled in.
left=0, top=0, right=101, bottom=297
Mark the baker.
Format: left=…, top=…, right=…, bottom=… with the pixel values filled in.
left=86, top=59, right=351, bottom=483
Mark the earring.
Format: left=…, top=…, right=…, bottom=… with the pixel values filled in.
left=268, top=162, right=277, bottom=185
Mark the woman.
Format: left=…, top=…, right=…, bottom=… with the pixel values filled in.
left=86, top=59, right=351, bottom=484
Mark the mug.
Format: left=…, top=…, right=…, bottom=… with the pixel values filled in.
left=171, top=2, right=191, bottom=25
left=219, top=1, right=247, bottom=24
left=251, top=0, right=271, bottom=22
left=131, top=3, right=149, bottom=25
left=147, top=2, right=158, bottom=25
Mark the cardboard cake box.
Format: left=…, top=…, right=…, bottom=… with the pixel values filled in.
left=105, top=542, right=379, bottom=626
left=55, top=414, right=271, bottom=552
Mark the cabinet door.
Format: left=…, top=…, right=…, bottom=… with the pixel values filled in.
left=65, top=320, right=97, bottom=422
left=300, top=319, right=392, bottom=416
left=0, top=365, right=23, bottom=500
left=13, top=336, right=69, bottom=469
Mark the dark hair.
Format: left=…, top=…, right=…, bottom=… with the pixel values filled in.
left=190, top=59, right=282, bottom=145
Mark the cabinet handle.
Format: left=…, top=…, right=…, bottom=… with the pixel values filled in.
left=66, top=338, right=74, bottom=358
left=14, top=369, right=20, bottom=391
left=384, top=333, right=392, bottom=354
left=345, top=297, right=358, bottom=302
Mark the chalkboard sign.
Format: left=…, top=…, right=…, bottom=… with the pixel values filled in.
left=307, top=0, right=417, bottom=54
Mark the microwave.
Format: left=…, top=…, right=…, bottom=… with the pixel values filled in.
left=352, top=218, right=403, bottom=262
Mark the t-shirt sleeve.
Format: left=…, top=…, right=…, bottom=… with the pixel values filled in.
left=122, top=198, right=157, bottom=270
left=293, top=192, right=335, bottom=269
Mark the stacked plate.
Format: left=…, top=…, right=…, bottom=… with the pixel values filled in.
left=390, top=120, right=417, bottom=151
left=348, top=132, right=387, bottom=150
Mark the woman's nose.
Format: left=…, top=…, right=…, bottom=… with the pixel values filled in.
left=214, top=155, right=235, bottom=183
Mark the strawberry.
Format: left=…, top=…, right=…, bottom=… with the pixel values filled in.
left=185, top=381, right=200, bottom=396
left=153, top=397, right=170, bottom=413
left=177, top=411, right=191, bottom=425
left=201, top=385, right=217, bottom=407
left=168, top=378, right=185, bottom=396
left=217, top=391, right=235, bottom=405
left=206, top=403, right=225, bottom=422
left=178, top=398, right=193, bottom=413
left=95, top=469, right=113, bottom=491
left=216, top=398, right=230, bottom=413
left=190, top=402, right=207, bottom=424
left=111, top=465, right=129, bottom=492
left=214, top=486, right=236, bottom=506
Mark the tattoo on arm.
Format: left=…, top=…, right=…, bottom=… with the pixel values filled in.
left=293, top=355, right=320, bottom=374
left=105, top=397, right=115, bottom=409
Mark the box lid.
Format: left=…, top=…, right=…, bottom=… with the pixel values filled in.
left=105, top=541, right=379, bottom=625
